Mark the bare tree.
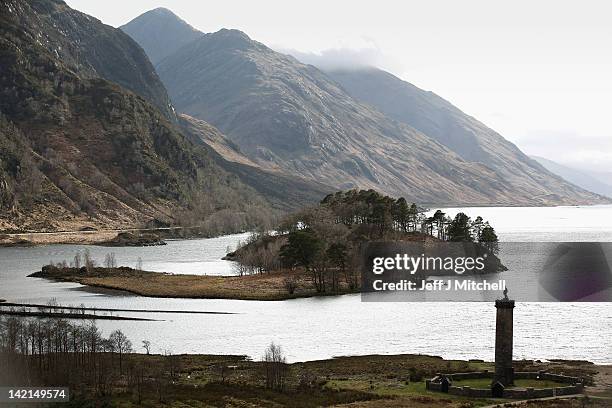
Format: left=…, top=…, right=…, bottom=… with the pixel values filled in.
left=215, top=364, right=229, bottom=383
left=104, top=253, right=116, bottom=270
left=142, top=340, right=151, bottom=355
left=262, top=342, right=288, bottom=391
left=283, top=277, right=298, bottom=294
left=73, top=251, right=81, bottom=269
left=83, top=248, right=95, bottom=273
left=109, top=330, right=132, bottom=374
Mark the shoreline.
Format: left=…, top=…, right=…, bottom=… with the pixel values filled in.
left=0, top=227, right=248, bottom=247
left=29, top=266, right=358, bottom=301
left=0, top=309, right=158, bottom=321
left=0, top=302, right=237, bottom=314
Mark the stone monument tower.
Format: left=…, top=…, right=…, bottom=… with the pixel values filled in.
left=494, top=287, right=514, bottom=386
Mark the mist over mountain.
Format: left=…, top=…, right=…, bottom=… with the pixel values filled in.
left=122, top=9, right=605, bottom=205
left=120, top=8, right=202, bottom=65
left=531, top=156, right=612, bottom=198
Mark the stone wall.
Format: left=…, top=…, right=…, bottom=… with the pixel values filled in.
left=425, top=371, right=583, bottom=399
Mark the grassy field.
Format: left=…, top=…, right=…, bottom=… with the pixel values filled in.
left=47, top=353, right=608, bottom=407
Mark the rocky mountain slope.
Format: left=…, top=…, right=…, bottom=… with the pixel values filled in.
left=120, top=8, right=202, bottom=65
left=5, top=0, right=176, bottom=120
left=0, top=0, right=316, bottom=232
left=142, top=17, right=604, bottom=205
left=179, top=114, right=333, bottom=211
left=326, top=68, right=603, bottom=200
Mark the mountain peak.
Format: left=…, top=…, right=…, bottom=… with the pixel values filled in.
left=214, top=28, right=251, bottom=40
left=204, top=28, right=256, bottom=50
left=121, top=8, right=202, bottom=64
left=149, top=7, right=176, bottom=16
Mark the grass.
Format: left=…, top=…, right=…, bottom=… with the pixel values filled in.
left=325, top=378, right=503, bottom=407
left=34, top=354, right=606, bottom=408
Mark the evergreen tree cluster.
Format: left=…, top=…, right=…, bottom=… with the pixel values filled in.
left=235, top=189, right=500, bottom=294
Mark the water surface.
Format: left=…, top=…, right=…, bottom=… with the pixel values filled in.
left=1, top=206, right=611, bottom=363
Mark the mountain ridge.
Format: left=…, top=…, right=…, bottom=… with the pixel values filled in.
left=0, top=0, right=318, bottom=232
left=134, top=16, right=606, bottom=205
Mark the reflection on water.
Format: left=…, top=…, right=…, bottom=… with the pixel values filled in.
left=1, top=207, right=611, bottom=363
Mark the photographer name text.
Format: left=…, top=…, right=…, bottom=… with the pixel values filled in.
left=372, top=279, right=506, bottom=292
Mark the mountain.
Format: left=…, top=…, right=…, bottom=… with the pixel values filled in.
left=532, top=156, right=612, bottom=198
left=126, top=13, right=607, bottom=206
left=325, top=68, right=609, bottom=204
left=0, top=0, right=290, bottom=232
left=178, top=114, right=333, bottom=211
left=120, top=8, right=202, bottom=66
left=3, top=0, right=176, bottom=120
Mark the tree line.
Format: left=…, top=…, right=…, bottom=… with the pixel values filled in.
left=1, top=310, right=291, bottom=403
left=0, top=314, right=133, bottom=394
left=233, top=189, right=500, bottom=294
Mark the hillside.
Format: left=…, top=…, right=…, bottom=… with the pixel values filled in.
left=326, top=68, right=603, bottom=201
left=155, top=30, right=497, bottom=205
left=0, top=0, right=278, bottom=232
left=124, top=9, right=606, bottom=206
left=3, top=0, right=176, bottom=120
left=179, top=114, right=333, bottom=211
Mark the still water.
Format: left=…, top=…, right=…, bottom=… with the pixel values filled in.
left=1, top=206, right=611, bottom=363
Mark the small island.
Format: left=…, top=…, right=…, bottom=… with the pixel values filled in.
left=30, top=189, right=504, bottom=300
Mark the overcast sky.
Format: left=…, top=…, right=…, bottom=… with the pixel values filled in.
left=66, top=0, right=612, bottom=173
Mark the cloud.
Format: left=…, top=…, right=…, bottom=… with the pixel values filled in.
left=516, top=130, right=612, bottom=172
left=275, top=46, right=402, bottom=73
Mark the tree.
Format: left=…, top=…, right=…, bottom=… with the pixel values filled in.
left=283, top=277, right=298, bottom=294
left=135, top=257, right=143, bottom=271
left=83, top=248, right=95, bottom=272
left=109, top=330, right=132, bottom=374
left=393, top=198, right=410, bottom=232
left=279, top=229, right=322, bottom=270
left=262, top=342, right=288, bottom=391
left=447, top=213, right=473, bottom=242
left=479, top=224, right=500, bottom=254
left=407, top=203, right=421, bottom=232
left=104, top=253, right=116, bottom=269
left=327, top=242, right=348, bottom=292
left=73, top=251, right=81, bottom=269
left=142, top=340, right=151, bottom=355
left=471, top=216, right=484, bottom=241
left=432, top=210, right=446, bottom=239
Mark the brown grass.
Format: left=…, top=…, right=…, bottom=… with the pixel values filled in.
left=0, top=230, right=120, bottom=246
left=33, top=266, right=354, bottom=300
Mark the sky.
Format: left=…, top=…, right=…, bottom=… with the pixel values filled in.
left=66, top=0, right=612, bottom=174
